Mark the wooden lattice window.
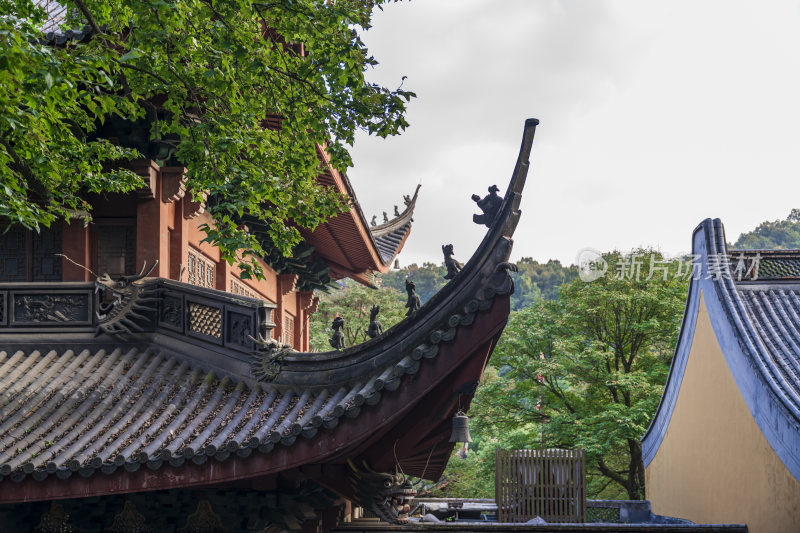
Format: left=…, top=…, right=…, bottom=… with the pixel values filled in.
left=0, top=225, right=63, bottom=282
left=284, top=314, right=294, bottom=347
left=187, top=249, right=215, bottom=289
left=230, top=278, right=256, bottom=299
left=94, top=221, right=136, bottom=278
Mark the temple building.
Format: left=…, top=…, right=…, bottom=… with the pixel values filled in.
left=0, top=75, right=537, bottom=528
left=642, top=218, right=800, bottom=533
left=0, top=154, right=418, bottom=352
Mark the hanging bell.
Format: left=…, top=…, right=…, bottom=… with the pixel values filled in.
left=449, top=410, right=473, bottom=443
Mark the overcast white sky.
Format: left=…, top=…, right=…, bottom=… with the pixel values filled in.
left=346, top=0, right=800, bottom=267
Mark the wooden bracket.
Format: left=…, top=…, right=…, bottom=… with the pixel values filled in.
left=160, top=166, right=188, bottom=203
left=131, top=159, right=159, bottom=199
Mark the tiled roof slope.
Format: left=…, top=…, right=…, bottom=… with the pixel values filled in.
left=34, top=0, right=67, bottom=32
left=642, top=219, right=800, bottom=480
left=0, top=345, right=401, bottom=483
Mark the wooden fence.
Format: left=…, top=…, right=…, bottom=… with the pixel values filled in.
left=495, top=448, right=586, bottom=523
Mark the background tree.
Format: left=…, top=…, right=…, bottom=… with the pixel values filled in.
left=308, top=279, right=408, bottom=350
left=423, top=365, right=538, bottom=498
left=511, top=257, right=578, bottom=307
left=380, top=258, right=577, bottom=310
left=1, top=0, right=413, bottom=277
left=732, top=209, right=800, bottom=250
left=438, top=251, right=686, bottom=499
left=491, top=251, right=686, bottom=499
left=380, top=262, right=447, bottom=304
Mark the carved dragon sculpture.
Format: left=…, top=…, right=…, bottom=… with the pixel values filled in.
left=250, top=335, right=295, bottom=382
left=95, top=261, right=160, bottom=337
left=346, top=460, right=416, bottom=525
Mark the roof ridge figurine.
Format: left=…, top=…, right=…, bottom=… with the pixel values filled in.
left=367, top=305, right=383, bottom=339
left=471, top=184, right=502, bottom=228
left=442, top=244, right=462, bottom=280
left=405, top=279, right=421, bottom=316
left=329, top=315, right=346, bottom=350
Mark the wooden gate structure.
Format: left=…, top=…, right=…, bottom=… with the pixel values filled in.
left=495, top=449, right=587, bottom=523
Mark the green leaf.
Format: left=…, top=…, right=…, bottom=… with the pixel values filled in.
left=119, top=49, right=142, bottom=62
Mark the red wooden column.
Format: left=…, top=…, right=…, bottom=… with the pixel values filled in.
left=298, top=291, right=319, bottom=351
left=61, top=220, right=91, bottom=281
left=215, top=260, right=231, bottom=293
left=133, top=160, right=169, bottom=277
left=162, top=167, right=189, bottom=282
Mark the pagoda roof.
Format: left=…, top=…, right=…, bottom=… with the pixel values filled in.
left=302, top=148, right=419, bottom=286
left=642, top=218, right=800, bottom=481
left=369, top=185, right=420, bottom=264
left=0, top=120, right=539, bottom=511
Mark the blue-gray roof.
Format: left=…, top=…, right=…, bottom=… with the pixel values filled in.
left=642, top=219, right=800, bottom=480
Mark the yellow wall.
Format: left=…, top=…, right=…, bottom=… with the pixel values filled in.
left=646, top=290, right=800, bottom=533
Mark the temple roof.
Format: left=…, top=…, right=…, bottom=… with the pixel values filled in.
left=0, top=119, right=539, bottom=504
left=34, top=1, right=68, bottom=33
left=302, top=148, right=419, bottom=286
left=369, top=185, right=420, bottom=264
left=642, top=218, right=800, bottom=480
left=0, top=344, right=402, bottom=483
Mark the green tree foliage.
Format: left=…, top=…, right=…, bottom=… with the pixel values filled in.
left=1, top=0, right=413, bottom=277
left=379, top=262, right=446, bottom=304
left=511, top=257, right=578, bottom=308
left=456, top=251, right=687, bottom=499
left=425, top=366, right=537, bottom=498
left=380, top=257, right=576, bottom=310
left=732, top=209, right=800, bottom=250
left=308, top=279, right=408, bottom=350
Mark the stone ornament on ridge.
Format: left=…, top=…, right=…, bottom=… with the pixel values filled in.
left=442, top=244, right=462, bottom=280
left=471, top=184, right=502, bottom=228
left=405, top=279, right=421, bottom=316
left=95, top=261, right=160, bottom=338
left=329, top=316, right=346, bottom=350
left=367, top=305, right=383, bottom=339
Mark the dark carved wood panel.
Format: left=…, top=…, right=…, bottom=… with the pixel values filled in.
left=226, top=310, right=253, bottom=351
left=12, top=293, right=90, bottom=324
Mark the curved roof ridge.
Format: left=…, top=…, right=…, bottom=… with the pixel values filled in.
left=370, top=184, right=420, bottom=236
left=367, top=184, right=420, bottom=265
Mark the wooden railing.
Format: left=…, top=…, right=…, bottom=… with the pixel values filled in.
left=0, top=280, right=276, bottom=357
left=495, top=448, right=586, bottom=523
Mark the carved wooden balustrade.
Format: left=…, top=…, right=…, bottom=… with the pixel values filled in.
left=0, top=279, right=276, bottom=365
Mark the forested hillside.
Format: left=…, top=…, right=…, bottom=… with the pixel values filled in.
left=732, top=209, right=800, bottom=249
left=379, top=257, right=578, bottom=310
